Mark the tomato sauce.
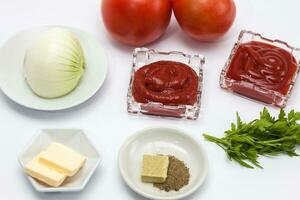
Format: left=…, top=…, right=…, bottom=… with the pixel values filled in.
left=226, top=41, right=298, bottom=96
left=132, top=61, right=198, bottom=105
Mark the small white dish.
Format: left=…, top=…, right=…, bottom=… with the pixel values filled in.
left=0, top=26, right=108, bottom=111
left=19, top=129, right=101, bottom=192
left=118, top=127, right=208, bottom=200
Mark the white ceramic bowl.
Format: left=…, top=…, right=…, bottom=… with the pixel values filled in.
left=19, top=129, right=101, bottom=192
left=0, top=26, right=108, bottom=111
left=118, top=127, right=208, bottom=200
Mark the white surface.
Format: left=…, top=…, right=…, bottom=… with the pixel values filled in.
left=118, top=127, right=208, bottom=200
left=19, top=129, right=100, bottom=192
left=0, top=0, right=300, bottom=199
left=0, top=26, right=108, bottom=111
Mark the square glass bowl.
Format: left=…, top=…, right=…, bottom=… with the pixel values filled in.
left=127, top=48, right=205, bottom=120
left=220, top=30, right=300, bottom=107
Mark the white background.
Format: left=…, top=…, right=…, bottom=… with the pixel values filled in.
left=1, top=0, right=300, bottom=199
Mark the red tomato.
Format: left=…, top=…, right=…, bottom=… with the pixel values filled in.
left=172, top=0, right=236, bottom=42
left=101, top=0, right=172, bottom=46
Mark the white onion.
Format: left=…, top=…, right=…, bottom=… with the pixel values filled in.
left=24, top=28, right=85, bottom=98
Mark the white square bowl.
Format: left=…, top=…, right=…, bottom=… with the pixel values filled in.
left=18, top=129, right=101, bottom=192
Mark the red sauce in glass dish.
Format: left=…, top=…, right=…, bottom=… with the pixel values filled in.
left=132, top=61, right=198, bottom=105
left=226, top=41, right=298, bottom=95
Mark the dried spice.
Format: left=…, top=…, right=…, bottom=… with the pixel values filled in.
left=154, top=155, right=190, bottom=192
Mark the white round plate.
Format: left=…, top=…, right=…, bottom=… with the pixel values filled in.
left=0, top=26, right=108, bottom=111
left=118, top=127, right=208, bottom=200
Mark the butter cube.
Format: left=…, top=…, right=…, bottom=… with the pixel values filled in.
left=25, top=154, right=66, bottom=187
left=141, top=155, right=169, bottom=183
left=39, top=143, right=86, bottom=177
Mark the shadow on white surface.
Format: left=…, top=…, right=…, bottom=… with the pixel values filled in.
left=120, top=173, right=210, bottom=200
left=21, top=167, right=103, bottom=200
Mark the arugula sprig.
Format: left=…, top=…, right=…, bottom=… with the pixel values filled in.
left=203, top=108, right=300, bottom=169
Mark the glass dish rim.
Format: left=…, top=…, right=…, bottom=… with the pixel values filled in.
left=220, top=29, right=300, bottom=105
left=127, top=47, right=205, bottom=120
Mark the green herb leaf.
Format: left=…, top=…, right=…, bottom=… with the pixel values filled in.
left=203, top=108, right=300, bottom=169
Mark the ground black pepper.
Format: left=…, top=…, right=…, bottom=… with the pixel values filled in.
left=153, top=155, right=190, bottom=192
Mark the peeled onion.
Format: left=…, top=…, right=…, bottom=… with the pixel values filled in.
left=24, top=28, right=85, bottom=98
